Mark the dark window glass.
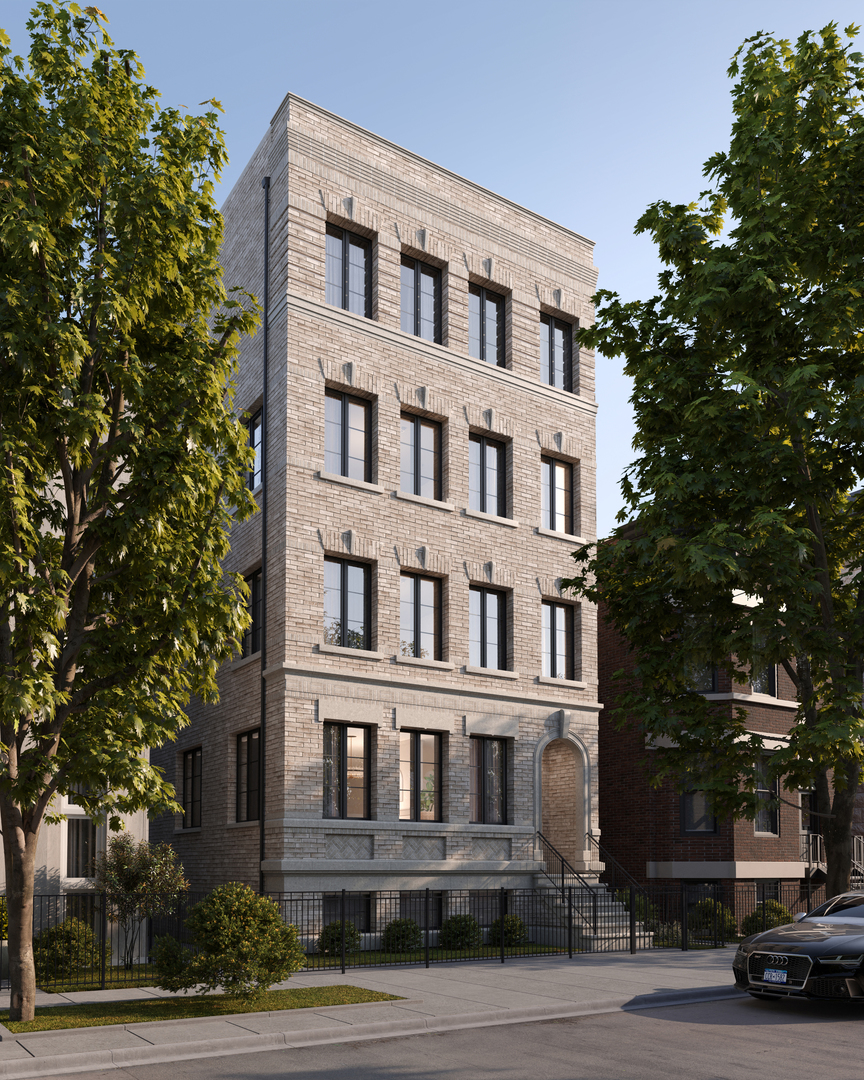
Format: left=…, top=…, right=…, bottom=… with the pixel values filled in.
left=469, top=586, right=507, bottom=670
left=688, top=663, right=717, bottom=693
left=469, top=434, right=506, bottom=517
left=754, top=757, right=779, bottom=835
left=236, top=730, right=260, bottom=822
left=540, top=314, right=573, bottom=390
left=541, top=457, right=572, bottom=534
left=67, top=818, right=97, bottom=877
left=542, top=602, right=574, bottom=680
left=468, top=284, right=505, bottom=366
left=242, top=570, right=262, bottom=658
left=399, top=730, right=441, bottom=821
left=400, top=256, right=441, bottom=343
left=323, top=558, right=370, bottom=650
left=183, top=747, right=202, bottom=828
left=400, top=891, right=443, bottom=929
left=246, top=408, right=263, bottom=490
left=323, top=723, right=369, bottom=819
left=400, top=414, right=441, bottom=500
left=681, top=791, right=716, bottom=833
left=469, top=737, right=507, bottom=824
left=800, top=790, right=819, bottom=835
left=67, top=783, right=87, bottom=806
left=751, top=663, right=777, bottom=696
left=325, top=390, right=371, bottom=482
left=400, top=574, right=441, bottom=660
left=325, top=224, right=372, bottom=317
left=322, top=892, right=372, bottom=931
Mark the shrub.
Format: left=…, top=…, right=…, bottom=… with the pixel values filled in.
left=439, top=913, right=482, bottom=950
left=381, top=918, right=422, bottom=953
left=33, top=917, right=112, bottom=980
left=488, top=914, right=527, bottom=947
left=741, top=900, right=793, bottom=938
left=615, top=890, right=659, bottom=926
left=152, top=882, right=305, bottom=1002
left=688, top=898, right=737, bottom=940
left=317, top=919, right=362, bottom=956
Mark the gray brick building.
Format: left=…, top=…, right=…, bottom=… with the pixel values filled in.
left=150, top=95, right=602, bottom=894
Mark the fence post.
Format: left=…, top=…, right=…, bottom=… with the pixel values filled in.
left=568, top=887, right=573, bottom=959
left=100, top=892, right=107, bottom=991
left=500, top=887, right=506, bottom=964
left=592, top=888, right=598, bottom=935
left=761, top=883, right=766, bottom=934
left=629, top=886, right=636, bottom=954
left=425, top=888, right=430, bottom=969
left=681, top=883, right=688, bottom=951
left=340, top=889, right=346, bottom=976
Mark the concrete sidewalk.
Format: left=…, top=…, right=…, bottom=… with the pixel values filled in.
left=0, top=949, right=740, bottom=1079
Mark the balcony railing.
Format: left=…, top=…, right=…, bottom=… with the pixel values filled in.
left=800, top=832, right=825, bottom=868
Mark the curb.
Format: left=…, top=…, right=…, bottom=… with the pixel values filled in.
left=0, top=985, right=742, bottom=1079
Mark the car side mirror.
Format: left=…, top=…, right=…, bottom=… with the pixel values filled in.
left=793, top=912, right=807, bottom=922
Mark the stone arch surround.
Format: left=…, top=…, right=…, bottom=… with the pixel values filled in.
left=533, top=720, right=595, bottom=872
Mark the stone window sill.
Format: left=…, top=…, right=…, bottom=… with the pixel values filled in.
left=536, top=526, right=588, bottom=544
left=537, top=674, right=587, bottom=689
left=227, top=820, right=260, bottom=829
left=318, top=470, right=384, bottom=494
left=318, top=642, right=386, bottom=661
left=228, top=651, right=260, bottom=672
left=464, top=665, right=519, bottom=680
left=394, top=490, right=455, bottom=512
left=394, top=655, right=455, bottom=670
left=462, top=508, right=519, bottom=528
left=174, top=827, right=201, bottom=835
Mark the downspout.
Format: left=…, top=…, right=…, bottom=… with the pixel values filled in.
left=258, top=175, right=270, bottom=894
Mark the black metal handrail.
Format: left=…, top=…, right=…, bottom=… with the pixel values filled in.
left=584, top=833, right=645, bottom=894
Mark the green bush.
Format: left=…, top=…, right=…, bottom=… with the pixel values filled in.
left=33, top=917, right=112, bottom=980
left=153, top=882, right=305, bottom=1002
left=317, top=919, right=362, bottom=955
left=741, top=900, right=793, bottom=938
left=688, top=898, right=737, bottom=939
left=615, top=890, right=659, bottom=926
left=488, top=914, right=527, bottom=947
left=439, top=913, right=482, bottom=950
left=0, top=897, right=7, bottom=940
left=381, top=918, right=422, bottom=953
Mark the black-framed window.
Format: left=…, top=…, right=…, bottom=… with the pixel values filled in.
left=469, top=284, right=505, bottom=366
left=399, top=730, right=441, bottom=821
left=541, top=457, right=573, bottom=534
left=246, top=408, right=263, bottom=490
left=236, top=729, right=260, bottom=823
left=754, top=757, right=779, bottom=835
left=400, top=413, right=441, bottom=500
left=400, top=573, right=441, bottom=660
left=540, top=313, right=572, bottom=391
left=400, top=891, right=443, bottom=929
left=324, top=558, right=370, bottom=650
left=681, top=791, right=716, bottom=834
left=469, top=434, right=506, bottom=517
left=242, top=569, right=262, bottom=658
left=323, top=892, right=371, bottom=931
left=325, top=390, right=371, bottom=482
left=469, top=736, right=507, bottom=824
left=183, top=747, right=202, bottom=828
left=325, top=224, right=372, bottom=317
left=751, top=663, right=777, bottom=697
left=800, top=789, right=819, bottom=835
left=323, top=722, right=370, bottom=819
left=688, top=663, right=717, bottom=693
left=67, top=818, right=97, bottom=877
left=469, top=586, right=507, bottom=670
left=542, top=601, right=574, bottom=680
left=400, top=255, right=441, bottom=343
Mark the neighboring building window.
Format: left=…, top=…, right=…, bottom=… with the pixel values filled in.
left=399, top=730, right=441, bottom=821
left=182, top=747, right=202, bottom=828
left=542, top=601, right=574, bottom=680
left=247, top=408, right=263, bottom=490
left=541, top=457, right=572, bottom=534
left=688, top=663, right=717, bottom=693
left=469, top=434, right=506, bottom=517
left=323, top=558, right=370, bottom=650
left=242, top=569, right=262, bottom=657
left=400, top=413, right=441, bottom=500
left=400, top=255, right=441, bottom=343
left=800, top=789, right=818, bottom=835
left=325, top=224, right=372, bottom=317
left=751, top=663, right=777, bottom=696
left=67, top=818, right=97, bottom=877
left=468, top=284, right=504, bottom=366
left=323, top=723, right=370, bottom=819
left=400, top=574, right=441, bottom=660
left=681, top=790, right=716, bottom=834
left=469, top=736, right=507, bottom=824
left=540, top=313, right=572, bottom=390
left=469, top=586, right=507, bottom=670
left=325, top=390, right=371, bottom=482
left=754, top=757, right=779, bottom=835
left=236, top=730, right=260, bottom=823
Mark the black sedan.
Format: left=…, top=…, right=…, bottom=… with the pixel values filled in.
left=733, top=892, right=864, bottom=1001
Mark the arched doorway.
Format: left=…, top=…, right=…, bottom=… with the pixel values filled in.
left=541, top=738, right=585, bottom=866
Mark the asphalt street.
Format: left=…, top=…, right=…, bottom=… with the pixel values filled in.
left=65, top=995, right=864, bottom=1080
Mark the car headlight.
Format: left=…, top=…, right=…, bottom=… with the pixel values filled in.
left=734, top=945, right=747, bottom=963
left=819, top=954, right=863, bottom=968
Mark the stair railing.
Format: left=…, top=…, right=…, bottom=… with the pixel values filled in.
left=536, top=831, right=601, bottom=934
left=853, top=835, right=864, bottom=884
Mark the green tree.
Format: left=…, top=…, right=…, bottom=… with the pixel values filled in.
left=568, top=24, right=864, bottom=899
left=95, top=834, right=189, bottom=969
left=0, top=3, right=258, bottom=1020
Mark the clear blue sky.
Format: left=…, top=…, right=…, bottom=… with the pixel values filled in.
left=3, top=0, right=861, bottom=535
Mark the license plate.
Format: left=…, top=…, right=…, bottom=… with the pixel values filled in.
left=763, top=968, right=787, bottom=984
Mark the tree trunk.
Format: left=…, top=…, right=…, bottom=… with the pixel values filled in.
left=822, top=760, right=860, bottom=900
left=1, top=813, right=39, bottom=1023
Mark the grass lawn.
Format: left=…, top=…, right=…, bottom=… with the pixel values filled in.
left=38, top=964, right=156, bottom=994
left=1, top=985, right=402, bottom=1034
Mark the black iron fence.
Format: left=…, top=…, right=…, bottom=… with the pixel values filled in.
left=0, top=879, right=834, bottom=991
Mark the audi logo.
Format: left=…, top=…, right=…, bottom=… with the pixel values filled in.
left=762, top=954, right=788, bottom=965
